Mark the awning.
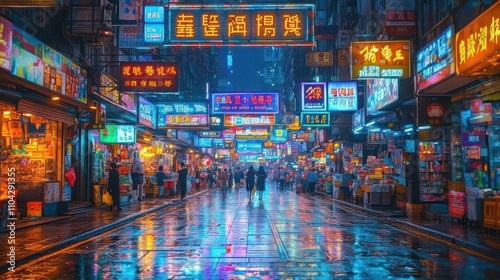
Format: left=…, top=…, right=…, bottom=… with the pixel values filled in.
left=17, top=99, right=76, bottom=124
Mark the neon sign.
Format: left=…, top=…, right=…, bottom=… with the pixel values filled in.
left=211, top=92, right=279, bottom=114
left=351, top=41, right=411, bottom=79
left=167, top=4, right=313, bottom=46
left=301, top=82, right=327, bottom=111
left=455, top=1, right=500, bottom=75
left=120, top=62, right=178, bottom=92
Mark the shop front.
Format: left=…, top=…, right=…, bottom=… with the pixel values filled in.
left=0, top=15, right=88, bottom=220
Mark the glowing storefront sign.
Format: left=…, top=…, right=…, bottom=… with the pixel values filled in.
left=366, top=78, right=399, bottom=115
left=300, top=112, right=330, bottom=127
left=455, top=1, right=500, bottom=76
left=224, top=114, right=275, bottom=126
left=416, top=26, right=454, bottom=90
left=236, top=142, right=262, bottom=154
left=301, top=82, right=327, bottom=111
left=138, top=96, right=156, bottom=128
left=156, top=102, right=208, bottom=128
left=327, top=81, right=358, bottom=111
left=351, top=41, right=411, bottom=79
left=270, top=128, right=288, bottom=143
left=233, top=127, right=269, bottom=139
left=167, top=4, right=313, bottom=46
left=211, top=92, right=279, bottom=114
left=120, top=62, right=178, bottom=92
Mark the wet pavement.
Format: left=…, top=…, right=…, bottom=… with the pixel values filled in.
left=2, top=185, right=500, bottom=279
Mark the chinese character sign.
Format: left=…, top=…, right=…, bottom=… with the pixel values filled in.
left=211, top=92, right=279, bottom=114
left=367, top=131, right=387, bottom=144
left=138, top=96, right=156, bottom=128
left=327, top=81, right=358, bottom=111
left=167, top=4, right=313, bottom=46
left=351, top=41, right=411, bottom=79
left=300, top=112, right=330, bottom=127
left=301, top=82, right=327, bottom=111
left=120, top=62, right=178, bottom=92
left=455, top=0, right=500, bottom=75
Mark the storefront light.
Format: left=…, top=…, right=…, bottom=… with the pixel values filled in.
left=3, top=111, right=10, bottom=115
left=23, top=113, right=32, bottom=117
left=418, top=126, right=431, bottom=130
left=52, top=97, right=60, bottom=100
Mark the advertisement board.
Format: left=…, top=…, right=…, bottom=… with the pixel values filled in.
left=167, top=4, right=313, bottom=46
left=455, top=1, right=500, bottom=75
left=301, top=82, right=327, bottom=111
left=352, top=107, right=365, bottom=131
left=366, top=78, right=399, bottom=115
left=99, top=124, right=136, bottom=144
left=120, top=62, right=178, bottom=92
left=305, top=51, right=333, bottom=67
left=351, top=40, right=411, bottom=79
left=138, top=96, right=156, bottom=128
left=157, top=102, right=208, bottom=128
left=416, top=26, right=454, bottom=90
left=300, top=112, right=330, bottom=127
left=327, top=81, right=358, bottom=111
left=223, top=114, right=275, bottom=126
left=211, top=92, right=279, bottom=114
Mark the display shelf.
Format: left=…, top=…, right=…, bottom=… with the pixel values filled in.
left=418, top=141, right=450, bottom=202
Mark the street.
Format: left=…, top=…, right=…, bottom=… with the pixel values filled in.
left=4, top=185, right=500, bottom=279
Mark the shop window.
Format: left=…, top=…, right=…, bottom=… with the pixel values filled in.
left=1, top=109, right=61, bottom=200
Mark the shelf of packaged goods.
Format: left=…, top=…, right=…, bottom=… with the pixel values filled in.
left=419, top=171, right=450, bottom=173
left=419, top=159, right=448, bottom=161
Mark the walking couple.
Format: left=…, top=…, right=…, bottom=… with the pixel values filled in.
left=246, top=166, right=267, bottom=201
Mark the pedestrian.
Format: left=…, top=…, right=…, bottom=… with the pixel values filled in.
left=228, top=168, right=234, bottom=189
left=195, top=169, right=201, bottom=190
left=219, top=168, right=228, bottom=194
left=178, top=162, right=189, bottom=200
left=234, top=167, right=241, bottom=188
left=155, top=165, right=166, bottom=198
left=108, top=162, right=122, bottom=211
left=256, top=165, right=267, bottom=200
left=279, top=167, right=286, bottom=190
left=246, top=165, right=256, bottom=201
left=307, top=168, right=318, bottom=196
left=207, top=169, right=216, bottom=189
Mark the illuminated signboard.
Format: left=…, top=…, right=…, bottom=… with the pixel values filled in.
left=351, top=40, right=411, bottom=79
left=199, top=131, right=221, bottom=138
left=305, top=51, right=333, bottom=67
left=157, top=102, right=208, bottom=128
left=0, top=16, right=12, bottom=71
left=167, top=4, right=314, bottom=46
left=99, top=124, right=136, bottom=144
left=290, top=131, right=315, bottom=142
left=198, top=138, right=224, bottom=148
left=211, top=92, right=279, bottom=114
left=224, top=114, right=275, bottom=126
left=300, top=112, right=330, bottom=127
left=236, top=142, right=262, bottom=154
left=352, top=107, right=365, bottom=131
left=11, top=25, right=87, bottom=103
left=144, top=6, right=164, bottom=23
left=239, top=155, right=260, bottom=162
left=301, top=82, right=327, bottom=111
left=120, top=62, right=178, bottom=92
left=144, top=6, right=165, bottom=43
left=270, top=128, right=288, bottom=143
left=327, top=81, right=358, bottom=111
left=455, top=1, right=500, bottom=76
left=416, top=26, right=454, bottom=90
left=367, top=131, right=387, bottom=144
left=233, top=127, right=269, bottom=140
left=366, top=79, right=399, bottom=115
left=138, top=96, right=156, bottom=129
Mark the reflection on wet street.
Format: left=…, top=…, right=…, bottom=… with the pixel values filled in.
left=6, top=186, right=500, bottom=279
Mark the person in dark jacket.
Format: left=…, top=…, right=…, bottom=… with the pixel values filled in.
left=156, top=166, right=166, bottom=198
left=178, top=162, right=189, bottom=200
left=108, top=162, right=122, bottom=211
left=256, top=166, right=267, bottom=200
left=246, top=166, right=256, bottom=201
